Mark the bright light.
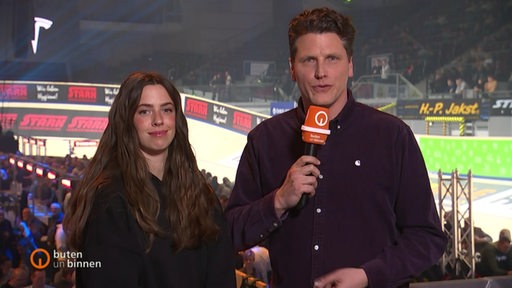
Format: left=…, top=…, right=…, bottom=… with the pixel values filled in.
left=61, top=179, right=72, bottom=189
left=26, top=163, right=33, bottom=172
left=47, top=171, right=57, bottom=180
left=36, top=167, right=44, bottom=177
left=32, top=17, right=53, bottom=54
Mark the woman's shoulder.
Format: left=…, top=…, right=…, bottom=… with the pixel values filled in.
left=86, top=175, right=138, bottom=237
left=92, top=174, right=128, bottom=214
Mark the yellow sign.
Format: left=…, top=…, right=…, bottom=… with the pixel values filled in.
left=418, top=101, right=479, bottom=116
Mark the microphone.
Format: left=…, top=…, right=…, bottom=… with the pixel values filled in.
left=292, top=105, right=330, bottom=213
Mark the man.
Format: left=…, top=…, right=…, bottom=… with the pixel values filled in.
left=22, top=269, right=54, bottom=288
left=21, top=208, right=46, bottom=248
left=0, top=209, right=13, bottom=255
left=225, top=7, right=446, bottom=287
left=43, top=202, right=64, bottom=250
left=454, top=77, right=467, bottom=99
left=476, top=229, right=512, bottom=276
left=1, top=267, right=29, bottom=288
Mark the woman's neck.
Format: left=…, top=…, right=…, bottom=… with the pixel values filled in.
left=144, top=153, right=166, bottom=180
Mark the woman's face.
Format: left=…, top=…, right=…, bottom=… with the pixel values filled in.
left=133, top=84, right=176, bottom=159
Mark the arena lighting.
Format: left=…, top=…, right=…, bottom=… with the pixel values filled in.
left=36, top=166, right=45, bottom=177
left=17, top=160, right=24, bottom=168
left=9, top=157, right=15, bottom=165
left=61, top=179, right=72, bottom=189
left=74, top=140, right=98, bottom=147
left=32, top=17, right=53, bottom=54
left=36, top=139, right=46, bottom=147
left=26, top=163, right=34, bottom=172
left=47, top=170, right=57, bottom=180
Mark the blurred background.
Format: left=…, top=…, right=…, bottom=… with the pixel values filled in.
left=0, top=0, right=508, bottom=90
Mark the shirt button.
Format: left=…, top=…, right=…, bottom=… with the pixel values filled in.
left=337, top=125, right=341, bottom=129
left=273, top=222, right=279, bottom=227
left=314, top=245, right=319, bottom=251
left=316, top=208, right=321, bottom=213
left=318, top=174, right=324, bottom=179
left=259, top=234, right=264, bottom=238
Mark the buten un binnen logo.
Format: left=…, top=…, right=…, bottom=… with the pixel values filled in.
left=314, top=110, right=329, bottom=127
left=29, top=248, right=102, bottom=270
left=30, top=248, right=51, bottom=269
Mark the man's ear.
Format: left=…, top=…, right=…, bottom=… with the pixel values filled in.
left=289, top=58, right=296, bottom=81
left=348, top=57, right=354, bottom=78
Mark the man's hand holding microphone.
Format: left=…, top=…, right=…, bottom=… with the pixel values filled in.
left=274, top=105, right=330, bottom=217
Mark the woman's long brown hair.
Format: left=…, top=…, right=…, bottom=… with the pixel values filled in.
left=63, top=72, right=219, bottom=252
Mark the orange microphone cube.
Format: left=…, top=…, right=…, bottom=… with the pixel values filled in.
left=301, top=105, right=331, bottom=145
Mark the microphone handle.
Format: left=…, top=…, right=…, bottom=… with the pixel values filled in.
left=304, top=142, right=318, bottom=157
left=295, top=193, right=309, bottom=212
left=292, top=143, right=318, bottom=213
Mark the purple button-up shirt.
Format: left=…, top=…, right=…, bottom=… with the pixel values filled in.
left=225, top=91, right=447, bottom=287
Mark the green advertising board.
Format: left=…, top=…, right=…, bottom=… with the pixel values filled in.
left=418, top=136, right=512, bottom=179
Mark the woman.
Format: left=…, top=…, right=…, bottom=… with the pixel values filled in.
left=63, top=72, right=236, bottom=287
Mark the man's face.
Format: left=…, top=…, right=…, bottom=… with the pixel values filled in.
left=50, top=205, right=60, bottom=216
left=290, top=32, right=353, bottom=117
left=498, top=240, right=511, bottom=253
left=22, top=208, right=31, bottom=222
left=31, top=270, right=45, bottom=286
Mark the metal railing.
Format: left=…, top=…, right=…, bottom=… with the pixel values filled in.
left=351, top=73, right=424, bottom=100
